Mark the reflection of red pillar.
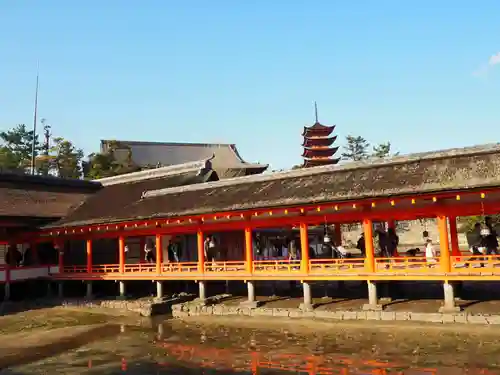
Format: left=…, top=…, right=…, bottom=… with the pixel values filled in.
left=251, top=352, right=259, bottom=375
left=121, top=358, right=127, bottom=371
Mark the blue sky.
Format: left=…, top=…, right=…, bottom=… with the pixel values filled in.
left=1, top=0, right=499, bottom=170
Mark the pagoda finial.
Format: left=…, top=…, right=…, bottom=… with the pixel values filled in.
left=314, top=101, right=318, bottom=123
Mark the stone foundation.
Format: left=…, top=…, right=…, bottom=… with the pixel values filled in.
left=171, top=301, right=500, bottom=325
left=60, top=293, right=196, bottom=316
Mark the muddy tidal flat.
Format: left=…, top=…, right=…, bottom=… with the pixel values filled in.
left=1, top=306, right=500, bottom=374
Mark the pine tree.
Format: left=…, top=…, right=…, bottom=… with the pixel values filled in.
left=372, top=142, right=391, bottom=158
left=341, top=135, right=370, bottom=161
left=0, top=124, right=41, bottom=172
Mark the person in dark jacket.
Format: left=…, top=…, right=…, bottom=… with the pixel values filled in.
left=356, top=233, right=366, bottom=257
left=484, top=217, right=499, bottom=255
left=168, top=237, right=182, bottom=262
left=5, top=245, right=22, bottom=267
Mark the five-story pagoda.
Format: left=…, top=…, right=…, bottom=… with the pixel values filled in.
left=301, top=103, right=340, bottom=168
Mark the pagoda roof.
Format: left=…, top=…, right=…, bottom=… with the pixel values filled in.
left=302, top=147, right=339, bottom=159
left=45, top=143, right=500, bottom=229
left=303, top=158, right=340, bottom=168
left=302, top=136, right=337, bottom=147
left=302, top=123, right=335, bottom=137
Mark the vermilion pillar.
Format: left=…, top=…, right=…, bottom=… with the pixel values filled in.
left=118, top=236, right=125, bottom=273
left=244, top=226, right=253, bottom=273
left=155, top=234, right=162, bottom=274
left=437, top=215, right=451, bottom=272
left=363, top=219, right=375, bottom=272
left=448, top=216, right=461, bottom=257
left=197, top=229, right=204, bottom=272
left=299, top=222, right=310, bottom=272
left=86, top=239, right=92, bottom=273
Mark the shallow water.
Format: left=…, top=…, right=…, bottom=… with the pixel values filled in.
left=4, top=316, right=500, bottom=374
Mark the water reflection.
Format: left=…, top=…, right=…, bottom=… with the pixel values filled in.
left=6, top=320, right=500, bottom=375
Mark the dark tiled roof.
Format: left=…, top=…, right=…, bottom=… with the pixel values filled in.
left=51, top=160, right=218, bottom=227
left=303, top=158, right=341, bottom=168
left=100, top=140, right=268, bottom=177
left=51, top=143, right=500, bottom=228
left=0, top=173, right=100, bottom=218
left=302, top=123, right=335, bottom=136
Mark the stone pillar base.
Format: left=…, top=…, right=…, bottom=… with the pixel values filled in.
left=362, top=303, right=383, bottom=311
left=58, top=282, right=64, bottom=299
left=85, top=282, right=93, bottom=300
left=439, top=305, right=461, bottom=313
left=4, top=282, right=11, bottom=301
left=299, top=303, right=315, bottom=312
left=240, top=300, right=260, bottom=309
left=193, top=298, right=207, bottom=306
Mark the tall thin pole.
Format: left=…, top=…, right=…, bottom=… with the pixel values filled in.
left=314, top=101, right=318, bottom=123
left=31, top=64, right=39, bottom=175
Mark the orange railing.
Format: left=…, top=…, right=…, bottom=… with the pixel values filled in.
left=451, top=254, right=500, bottom=273
left=161, top=262, right=198, bottom=273
left=57, top=255, right=500, bottom=278
left=309, top=258, right=365, bottom=274
left=252, top=259, right=302, bottom=273
left=204, top=261, right=246, bottom=273
left=375, top=256, right=442, bottom=274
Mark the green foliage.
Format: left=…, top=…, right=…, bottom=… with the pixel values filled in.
left=372, top=141, right=391, bottom=158
left=341, top=135, right=370, bottom=161
left=52, top=137, right=84, bottom=179
left=0, top=124, right=41, bottom=172
left=83, top=141, right=140, bottom=179
left=458, top=215, right=500, bottom=233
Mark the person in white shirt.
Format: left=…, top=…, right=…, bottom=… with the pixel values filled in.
left=425, top=238, right=437, bottom=266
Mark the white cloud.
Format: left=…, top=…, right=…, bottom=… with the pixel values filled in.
left=473, top=51, right=500, bottom=77
left=489, top=52, right=500, bottom=66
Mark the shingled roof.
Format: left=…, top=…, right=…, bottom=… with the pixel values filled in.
left=100, top=140, right=268, bottom=179
left=0, top=173, right=100, bottom=220
left=50, top=160, right=218, bottom=227
left=50, top=143, right=500, bottom=228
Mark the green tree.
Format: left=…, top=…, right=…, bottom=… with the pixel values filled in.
left=0, top=146, right=20, bottom=172
left=83, top=141, right=140, bottom=179
left=372, top=141, right=400, bottom=158
left=0, top=124, right=41, bottom=172
left=341, top=135, right=370, bottom=161
left=36, top=119, right=53, bottom=176
left=372, top=142, right=391, bottom=158
left=52, top=137, right=84, bottom=179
